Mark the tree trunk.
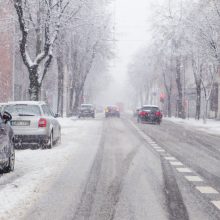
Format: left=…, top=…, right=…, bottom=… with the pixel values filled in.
left=176, top=57, right=185, bottom=119
left=167, top=94, right=172, bottom=117
left=57, top=55, right=64, bottom=116
left=203, top=100, right=208, bottom=124
left=195, top=83, right=201, bottom=120
left=69, top=81, right=75, bottom=115
left=29, top=65, right=40, bottom=101
left=73, top=88, right=81, bottom=114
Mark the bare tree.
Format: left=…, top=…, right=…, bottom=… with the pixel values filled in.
left=13, top=0, right=81, bottom=100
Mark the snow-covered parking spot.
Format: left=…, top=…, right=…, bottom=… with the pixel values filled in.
left=0, top=117, right=103, bottom=220
left=164, top=117, right=220, bottom=136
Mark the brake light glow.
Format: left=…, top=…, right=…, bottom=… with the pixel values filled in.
left=38, top=118, right=47, bottom=127
left=155, top=111, right=161, bottom=117
left=139, top=111, right=148, bottom=116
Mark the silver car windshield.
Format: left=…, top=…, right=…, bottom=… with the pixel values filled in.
left=4, top=105, right=41, bottom=116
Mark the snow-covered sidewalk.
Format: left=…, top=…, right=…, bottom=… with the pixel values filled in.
left=165, top=117, right=220, bottom=136
left=0, top=117, right=103, bottom=220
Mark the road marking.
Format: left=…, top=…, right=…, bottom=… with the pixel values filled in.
left=196, top=186, right=219, bottom=194
left=185, top=176, right=203, bottom=182
left=176, top=168, right=192, bottom=173
left=164, top=157, right=176, bottom=161
left=156, top=149, right=166, bottom=152
left=212, top=201, right=220, bottom=210
left=170, top=161, right=183, bottom=166
left=151, top=143, right=159, bottom=146
left=153, top=147, right=162, bottom=149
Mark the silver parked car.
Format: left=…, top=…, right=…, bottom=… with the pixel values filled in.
left=2, top=101, right=61, bottom=149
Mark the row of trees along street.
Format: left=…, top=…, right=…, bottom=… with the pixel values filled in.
left=10, top=0, right=113, bottom=116
left=128, top=0, right=220, bottom=123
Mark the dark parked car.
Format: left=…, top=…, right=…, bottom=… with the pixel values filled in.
left=137, top=105, right=162, bottom=124
left=78, top=104, right=95, bottom=118
left=0, top=111, right=15, bottom=173
left=105, top=105, right=120, bottom=118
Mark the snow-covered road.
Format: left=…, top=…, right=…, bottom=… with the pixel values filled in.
left=1, top=115, right=220, bottom=220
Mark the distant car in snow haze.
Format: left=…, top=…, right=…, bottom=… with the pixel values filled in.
left=78, top=104, right=95, bottom=118
left=0, top=111, right=15, bottom=173
left=2, top=101, right=61, bottom=149
left=105, top=105, right=120, bottom=118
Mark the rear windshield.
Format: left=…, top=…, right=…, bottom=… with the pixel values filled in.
left=142, top=106, right=159, bottom=111
left=107, top=106, right=117, bottom=110
left=4, top=105, right=41, bottom=116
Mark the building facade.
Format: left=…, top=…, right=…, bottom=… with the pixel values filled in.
left=0, top=1, right=14, bottom=103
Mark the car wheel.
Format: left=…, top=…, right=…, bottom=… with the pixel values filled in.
left=4, top=145, right=15, bottom=173
left=46, top=133, right=53, bottom=149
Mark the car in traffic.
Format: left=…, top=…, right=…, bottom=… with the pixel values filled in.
left=78, top=104, right=95, bottom=118
left=0, top=111, right=15, bottom=173
left=2, top=101, right=61, bottom=149
left=105, top=105, right=120, bottom=118
left=137, top=105, right=162, bottom=124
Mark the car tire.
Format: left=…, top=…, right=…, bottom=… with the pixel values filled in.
left=4, top=144, right=15, bottom=173
left=46, top=133, right=53, bottom=149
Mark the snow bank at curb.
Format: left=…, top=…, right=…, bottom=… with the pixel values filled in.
left=164, top=117, right=220, bottom=135
left=0, top=118, right=102, bottom=220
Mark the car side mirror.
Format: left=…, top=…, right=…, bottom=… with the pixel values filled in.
left=2, top=111, right=12, bottom=123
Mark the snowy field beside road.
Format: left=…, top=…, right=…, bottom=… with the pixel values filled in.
left=0, top=117, right=103, bottom=220
left=165, top=117, right=220, bottom=136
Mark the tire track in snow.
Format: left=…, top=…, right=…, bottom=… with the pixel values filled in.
left=161, top=158, right=190, bottom=220
left=96, top=145, right=140, bottom=220
left=72, top=123, right=106, bottom=220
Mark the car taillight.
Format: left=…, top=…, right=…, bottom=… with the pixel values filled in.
left=38, top=118, right=47, bottom=127
left=139, top=111, right=148, bottom=116
left=155, top=111, right=161, bottom=117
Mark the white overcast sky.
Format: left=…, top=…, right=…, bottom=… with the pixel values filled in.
left=98, top=0, right=165, bottom=105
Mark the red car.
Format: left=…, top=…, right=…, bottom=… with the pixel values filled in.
left=137, top=105, right=162, bottom=124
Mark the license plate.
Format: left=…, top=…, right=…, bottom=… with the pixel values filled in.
left=11, top=120, right=30, bottom=126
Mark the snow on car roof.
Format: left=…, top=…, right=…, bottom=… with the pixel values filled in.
left=142, top=105, right=159, bottom=108
left=0, top=103, right=8, bottom=106
left=6, top=101, right=46, bottom=105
